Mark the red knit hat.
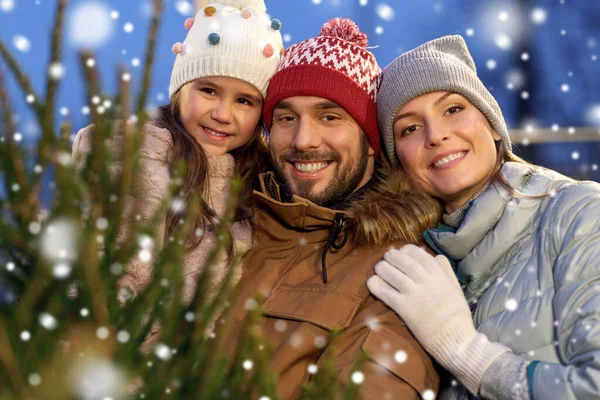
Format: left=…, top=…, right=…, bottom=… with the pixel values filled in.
left=263, top=18, right=382, bottom=155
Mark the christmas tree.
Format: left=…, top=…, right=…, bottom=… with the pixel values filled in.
left=0, top=1, right=357, bottom=398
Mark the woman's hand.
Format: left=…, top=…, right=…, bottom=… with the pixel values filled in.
left=367, top=245, right=510, bottom=396
left=367, top=244, right=471, bottom=345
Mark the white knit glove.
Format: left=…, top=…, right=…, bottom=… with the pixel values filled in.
left=367, top=245, right=511, bottom=396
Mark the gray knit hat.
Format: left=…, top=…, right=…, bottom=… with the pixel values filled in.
left=377, top=35, right=511, bottom=164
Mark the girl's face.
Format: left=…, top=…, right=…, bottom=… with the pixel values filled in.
left=393, top=91, right=502, bottom=213
left=179, top=76, right=263, bottom=156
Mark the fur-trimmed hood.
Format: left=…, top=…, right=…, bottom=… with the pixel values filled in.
left=257, top=167, right=442, bottom=248
left=349, top=167, right=442, bottom=247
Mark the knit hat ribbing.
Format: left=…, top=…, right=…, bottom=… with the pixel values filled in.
left=168, top=0, right=283, bottom=98
left=377, top=35, right=511, bottom=164
left=263, top=18, right=382, bottom=155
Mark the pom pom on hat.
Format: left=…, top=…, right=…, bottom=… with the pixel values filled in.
left=319, top=17, right=368, bottom=48
left=199, top=0, right=267, bottom=13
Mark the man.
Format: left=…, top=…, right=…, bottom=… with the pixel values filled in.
left=221, top=18, right=442, bottom=399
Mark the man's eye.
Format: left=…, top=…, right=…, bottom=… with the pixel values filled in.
left=323, top=115, right=339, bottom=122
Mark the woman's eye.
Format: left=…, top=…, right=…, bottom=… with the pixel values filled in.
left=446, top=105, right=463, bottom=115
left=401, top=125, right=418, bottom=136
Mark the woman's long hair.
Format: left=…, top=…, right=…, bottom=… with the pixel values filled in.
left=489, top=140, right=552, bottom=199
left=154, top=90, right=269, bottom=254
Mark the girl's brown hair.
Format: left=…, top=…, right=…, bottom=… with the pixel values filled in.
left=155, top=90, right=269, bottom=254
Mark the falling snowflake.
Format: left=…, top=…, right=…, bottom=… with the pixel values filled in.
left=531, top=8, right=547, bottom=25
left=242, top=359, right=253, bottom=370
left=307, top=364, right=318, bottom=374
left=52, top=262, right=72, bottom=279
left=40, top=218, right=79, bottom=262
left=486, top=59, right=497, bottom=70
left=422, top=389, right=436, bottom=400
left=117, top=330, right=130, bottom=343
left=12, top=35, right=31, bottom=52
left=155, top=343, right=172, bottom=361
left=394, top=350, right=408, bottom=363
left=585, top=104, right=600, bottom=126
left=68, top=2, right=115, bottom=48
left=505, top=298, right=518, bottom=311
left=376, top=3, right=395, bottom=21
left=351, top=371, right=364, bottom=385
left=494, top=33, right=512, bottom=50
left=28, top=373, right=41, bottom=386
left=20, top=331, right=31, bottom=341
left=175, top=0, right=193, bottom=16
left=96, top=326, right=110, bottom=340
left=48, top=62, right=65, bottom=80
left=123, top=22, right=134, bottom=33
left=39, top=312, right=58, bottom=330
left=69, top=357, right=126, bottom=400
left=0, top=0, right=15, bottom=12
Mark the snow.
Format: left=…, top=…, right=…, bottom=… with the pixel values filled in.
left=375, top=3, right=395, bottom=21
left=0, top=0, right=14, bottom=13
left=68, top=2, right=115, bottom=48
left=12, top=35, right=31, bottom=52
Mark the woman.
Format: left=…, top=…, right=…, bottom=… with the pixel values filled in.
left=368, top=35, right=600, bottom=400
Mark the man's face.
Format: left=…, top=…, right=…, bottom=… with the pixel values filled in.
left=269, top=96, right=375, bottom=207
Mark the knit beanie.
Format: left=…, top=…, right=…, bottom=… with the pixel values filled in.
left=377, top=35, right=511, bottom=164
left=263, top=18, right=382, bottom=155
left=168, top=0, right=284, bottom=98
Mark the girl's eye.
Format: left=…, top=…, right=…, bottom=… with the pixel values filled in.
left=237, top=98, right=252, bottom=106
left=279, top=116, right=296, bottom=122
left=200, top=88, right=216, bottom=95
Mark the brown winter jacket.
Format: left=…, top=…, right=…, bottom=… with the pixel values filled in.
left=72, top=123, right=253, bottom=352
left=220, top=171, right=442, bottom=399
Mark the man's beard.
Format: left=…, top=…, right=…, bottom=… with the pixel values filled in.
left=270, top=135, right=371, bottom=208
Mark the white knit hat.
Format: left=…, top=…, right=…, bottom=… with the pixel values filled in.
left=168, top=0, right=283, bottom=98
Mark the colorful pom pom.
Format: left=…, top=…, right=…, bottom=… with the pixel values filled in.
left=216, top=0, right=266, bottom=14
left=172, top=42, right=183, bottom=54
left=319, top=17, right=368, bottom=48
left=271, top=19, right=282, bottom=31
left=263, top=44, right=274, bottom=58
left=241, top=8, right=252, bottom=19
left=184, top=18, right=194, bottom=30
left=208, top=32, right=221, bottom=45
left=204, top=6, right=217, bottom=16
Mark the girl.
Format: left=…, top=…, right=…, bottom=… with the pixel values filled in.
left=72, top=0, right=283, bottom=352
left=369, top=35, right=600, bottom=400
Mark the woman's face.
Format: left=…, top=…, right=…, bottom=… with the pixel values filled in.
left=178, top=76, right=263, bottom=156
left=393, top=91, right=501, bottom=213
